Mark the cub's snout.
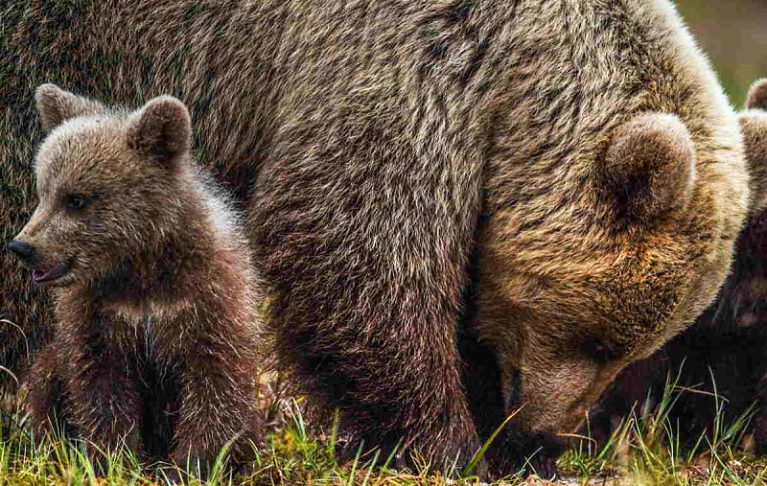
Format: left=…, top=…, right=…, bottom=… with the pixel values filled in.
left=7, top=240, right=36, bottom=263
left=8, top=236, right=73, bottom=286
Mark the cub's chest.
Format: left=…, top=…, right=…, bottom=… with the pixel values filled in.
left=100, top=302, right=181, bottom=359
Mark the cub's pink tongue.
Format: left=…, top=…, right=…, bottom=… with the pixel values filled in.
left=31, top=261, right=70, bottom=284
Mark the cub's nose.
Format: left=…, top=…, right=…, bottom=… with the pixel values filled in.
left=7, top=240, right=36, bottom=261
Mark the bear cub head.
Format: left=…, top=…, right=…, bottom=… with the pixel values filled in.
left=9, top=84, right=208, bottom=288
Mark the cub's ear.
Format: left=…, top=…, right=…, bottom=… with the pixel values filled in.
left=35, top=84, right=105, bottom=132
left=127, top=96, right=191, bottom=168
left=739, top=111, right=767, bottom=212
left=747, top=79, right=767, bottom=111
left=601, top=113, right=696, bottom=225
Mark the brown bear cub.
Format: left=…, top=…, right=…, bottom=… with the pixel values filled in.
left=8, top=84, right=265, bottom=475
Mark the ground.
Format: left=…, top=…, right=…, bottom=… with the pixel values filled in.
left=1, top=376, right=766, bottom=485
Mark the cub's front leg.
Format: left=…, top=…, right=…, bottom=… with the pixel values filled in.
left=169, top=323, right=262, bottom=477
left=26, top=342, right=71, bottom=438
left=59, top=311, right=144, bottom=463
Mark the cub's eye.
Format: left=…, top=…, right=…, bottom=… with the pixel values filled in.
left=63, top=194, right=91, bottom=211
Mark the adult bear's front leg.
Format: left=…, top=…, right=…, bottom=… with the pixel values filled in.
left=250, top=98, right=485, bottom=472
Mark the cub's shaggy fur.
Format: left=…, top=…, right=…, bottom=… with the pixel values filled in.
left=0, top=0, right=751, bottom=474
left=12, top=86, right=265, bottom=471
left=590, top=81, right=767, bottom=454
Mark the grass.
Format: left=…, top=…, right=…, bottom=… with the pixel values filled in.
left=1, top=378, right=766, bottom=485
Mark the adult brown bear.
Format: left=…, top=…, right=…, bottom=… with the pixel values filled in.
left=0, top=0, right=753, bottom=475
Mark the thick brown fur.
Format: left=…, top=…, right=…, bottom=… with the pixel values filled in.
left=460, top=3, right=748, bottom=474
left=742, top=79, right=767, bottom=211
left=13, top=87, right=265, bottom=473
left=588, top=79, right=767, bottom=456
left=0, top=0, right=750, bottom=475
left=589, top=208, right=767, bottom=454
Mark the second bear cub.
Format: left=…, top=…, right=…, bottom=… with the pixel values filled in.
left=10, top=84, right=265, bottom=472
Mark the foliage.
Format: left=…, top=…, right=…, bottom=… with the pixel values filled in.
left=2, top=380, right=767, bottom=485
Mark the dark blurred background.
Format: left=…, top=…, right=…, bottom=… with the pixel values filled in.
left=675, top=0, right=767, bottom=107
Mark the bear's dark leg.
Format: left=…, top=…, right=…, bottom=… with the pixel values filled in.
left=754, top=375, right=767, bottom=455
left=62, top=331, right=143, bottom=466
left=169, top=339, right=262, bottom=478
left=251, top=113, right=484, bottom=471
left=26, top=343, right=72, bottom=439
left=457, top=327, right=503, bottom=478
